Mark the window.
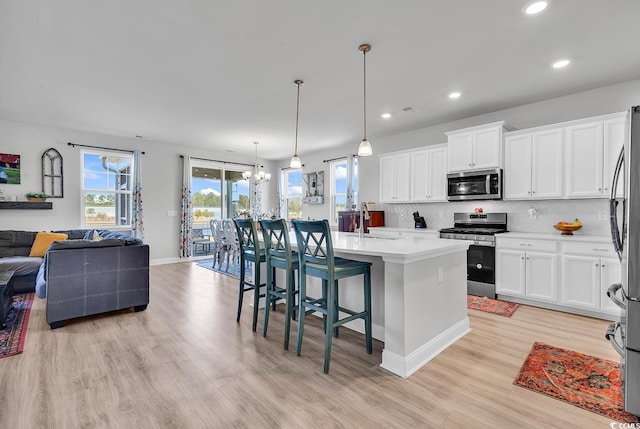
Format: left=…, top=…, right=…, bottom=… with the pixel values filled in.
left=81, top=150, right=134, bottom=228
left=281, top=168, right=302, bottom=220
left=329, top=156, right=358, bottom=225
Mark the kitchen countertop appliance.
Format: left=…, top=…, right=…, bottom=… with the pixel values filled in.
left=606, top=105, right=640, bottom=417
left=440, top=212, right=507, bottom=299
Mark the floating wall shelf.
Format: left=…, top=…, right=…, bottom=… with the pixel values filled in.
left=0, top=201, right=53, bottom=210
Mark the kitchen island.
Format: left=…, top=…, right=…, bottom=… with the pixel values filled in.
left=303, top=231, right=470, bottom=378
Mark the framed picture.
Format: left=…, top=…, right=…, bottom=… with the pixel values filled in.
left=0, top=153, right=20, bottom=184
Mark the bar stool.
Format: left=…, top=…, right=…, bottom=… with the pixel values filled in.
left=259, top=219, right=299, bottom=350
left=233, top=218, right=267, bottom=332
left=292, top=219, right=372, bottom=374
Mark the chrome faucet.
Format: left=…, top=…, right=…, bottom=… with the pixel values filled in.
left=359, top=202, right=370, bottom=239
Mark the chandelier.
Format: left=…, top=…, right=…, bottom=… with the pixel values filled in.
left=242, top=141, right=271, bottom=185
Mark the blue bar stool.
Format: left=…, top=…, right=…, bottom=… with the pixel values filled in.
left=292, top=219, right=372, bottom=374
left=259, top=219, right=299, bottom=350
left=233, top=219, right=268, bottom=332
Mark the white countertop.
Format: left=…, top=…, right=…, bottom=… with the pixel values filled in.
left=368, top=226, right=440, bottom=234
left=499, top=231, right=611, bottom=243
left=331, top=231, right=469, bottom=263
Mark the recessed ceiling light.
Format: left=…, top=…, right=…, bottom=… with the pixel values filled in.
left=381, top=113, right=391, bottom=119
left=523, top=1, right=548, bottom=15
left=448, top=91, right=462, bottom=99
left=552, top=59, right=570, bottom=69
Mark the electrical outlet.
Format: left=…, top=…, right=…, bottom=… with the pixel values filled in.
left=597, top=210, right=608, bottom=221
left=167, top=210, right=178, bottom=217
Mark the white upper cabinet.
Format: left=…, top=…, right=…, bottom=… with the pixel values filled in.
left=379, top=152, right=411, bottom=203
left=558, top=112, right=625, bottom=199
left=504, top=128, right=564, bottom=200
left=410, top=144, right=447, bottom=202
left=446, top=122, right=512, bottom=172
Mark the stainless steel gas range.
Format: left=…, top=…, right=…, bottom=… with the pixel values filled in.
left=440, top=212, right=508, bottom=299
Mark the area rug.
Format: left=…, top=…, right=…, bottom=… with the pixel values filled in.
left=0, top=293, right=34, bottom=359
left=194, top=258, right=252, bottom=280
left=514, top=342, right=639, bottom=423
left=466, top=294, right=520, bottom=317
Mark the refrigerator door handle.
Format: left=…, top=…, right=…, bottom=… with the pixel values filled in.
left=607, top=283, right=627, bottom=310
left=609, top=146, right=624, bottom=259
left=605, top=322, right=625, bottom=357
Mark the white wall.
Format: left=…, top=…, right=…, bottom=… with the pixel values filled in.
left=0, top=120, right=278, bottom=263
left=2, top=79, right=639, bottom=259
left=281, top=78, right=640, bottom=234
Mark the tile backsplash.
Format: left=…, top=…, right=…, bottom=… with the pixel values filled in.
left=383, top=199, right=611, bottom=236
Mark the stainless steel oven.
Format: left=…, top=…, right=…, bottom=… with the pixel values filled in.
left=447, top=168, right=502, bottom=201
left=440, top=213, right=508, bottom=299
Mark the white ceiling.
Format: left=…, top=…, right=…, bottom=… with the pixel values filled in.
left=1, top=1, right=639, bottom=160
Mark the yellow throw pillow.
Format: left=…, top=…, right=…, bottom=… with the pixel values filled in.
left=29, top=232, right=69, bottom=257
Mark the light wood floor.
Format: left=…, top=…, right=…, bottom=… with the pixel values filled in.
left=0, top=261, right=621, bottom=428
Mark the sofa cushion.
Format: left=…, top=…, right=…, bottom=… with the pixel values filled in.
left=83, top=229, right=103, bottom=241
left=97, top=230, right=142, bottom=245
left=0, top=256, right=43, bottom=276
left=29, top=232, right=69, bottom=257
left=0, top=230, right=38, bottom=257
left=54, top=229, right=93, bottom=240
left=48, top=239, right=125, bottom=250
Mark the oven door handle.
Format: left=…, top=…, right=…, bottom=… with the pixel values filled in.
left=605, top=322, right=625, bottom=357
left=607, top=283, right=626, bottom=310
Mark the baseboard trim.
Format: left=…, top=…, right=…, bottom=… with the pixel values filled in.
left=380, top=317, right=470, bottom=378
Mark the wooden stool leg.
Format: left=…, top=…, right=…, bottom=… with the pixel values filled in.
left=252, top=260, right=260, bottom=332
left=364, top=268, right=373, bottom=354
left=283, top=268, right=293, bottom=350
left=237, top=260, right=245, bottom=323
left=333, top=279, right=339, bottom=338
left=296, top=271, right=307, bottom=356
left=262, top=262, right=273, bottom=337
left=324, top=280, right=335, bottom=374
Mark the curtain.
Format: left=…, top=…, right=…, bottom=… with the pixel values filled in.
left=131, top=150, right=145, bottom=239
left=179, top=156, right=193, bottom=257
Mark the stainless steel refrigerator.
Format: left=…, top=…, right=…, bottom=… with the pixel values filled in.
left=607, top=105, right=640, bottom=416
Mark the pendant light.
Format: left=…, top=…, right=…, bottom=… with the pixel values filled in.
left=357, top=43, right=373, bottom=157
left=289, top=79, right=304, bottom=168
left=242, top=141, right=271, bottom=185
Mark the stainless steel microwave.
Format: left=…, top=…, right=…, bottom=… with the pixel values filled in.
left=447, top=168, right=502, bottom=201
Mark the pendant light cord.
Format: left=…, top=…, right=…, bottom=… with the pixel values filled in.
left=295, top=82, right=301, bottom=156
left=363, top=49, right=367, bottom=140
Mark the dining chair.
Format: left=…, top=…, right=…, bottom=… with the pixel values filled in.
left=209, top=219, right=223, bottom=269
left=291, top=219, right=372, bottom=374
left=223, top=219, right=240, bottom=272
left=233, top=218, right=268, bottom=332
left=259, top=218, right=299, bottom=350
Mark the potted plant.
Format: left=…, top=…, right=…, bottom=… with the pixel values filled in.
left=26, top=192, right=49, bottom=202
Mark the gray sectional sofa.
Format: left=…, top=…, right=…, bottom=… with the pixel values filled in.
left=0, top=229, right=149, bottom=328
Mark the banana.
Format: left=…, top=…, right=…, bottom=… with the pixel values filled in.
left=572, top=218, right=582, bottom=227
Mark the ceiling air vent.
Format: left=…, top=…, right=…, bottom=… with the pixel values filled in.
left=401, top=105, right=421, bottom=113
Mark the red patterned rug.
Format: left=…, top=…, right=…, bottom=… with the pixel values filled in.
left=0, top=293, right=34, bottom=359
left=466, top=295, right=520, bottom=317
left=514, top=342, right=639, bottom=423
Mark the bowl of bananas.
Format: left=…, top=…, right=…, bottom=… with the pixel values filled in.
left=553, top=219, right=582, bottom=235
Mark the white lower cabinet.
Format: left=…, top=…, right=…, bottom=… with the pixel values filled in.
left=496, top=238, right=558, bottom=302
left=497, top=235, right=620, bottom=319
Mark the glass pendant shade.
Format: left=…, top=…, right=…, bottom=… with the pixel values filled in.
left=358, top=139, right=373, bottom=156
left=289, top=155, right=302, bottom=169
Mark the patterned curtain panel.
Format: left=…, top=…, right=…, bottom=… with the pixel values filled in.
left=131, top=150, right=145, bottom=240
left=179, top=156, right=193, bottom=258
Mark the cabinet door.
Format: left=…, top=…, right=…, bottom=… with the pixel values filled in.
left=379, top=156, right=396, bottom=203
left=410, top=150, right=429, bottom=202
left=561, top=255, right=600, bottom=310
left=526, top=252, right=558, bottom=302
left=504, top=134, right=532, bottom=199
left=531, top=128, right=564, bottom=199
left=604, top=117, right=626, bottom=198
left=427, top=146, right=448, bottom=201
left=565, top=121, right=604, bottom=198
left=600, top=257, right=622, bottom=315
left=447, top=132, right=473, bottom=172
left=472, top=126, right=501, bottom=170
left=496, top=250, right=526, bottom=297
left=394, top=153, right=411, bottom=202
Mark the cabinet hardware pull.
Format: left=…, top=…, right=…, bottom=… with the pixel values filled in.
left=602, top=264, right=606, bottom=267
left=593, top=249, right=609, bottom=252
left=598, top=188, right=602, bottom=191
left=595, top=263, right=599, bottom=267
